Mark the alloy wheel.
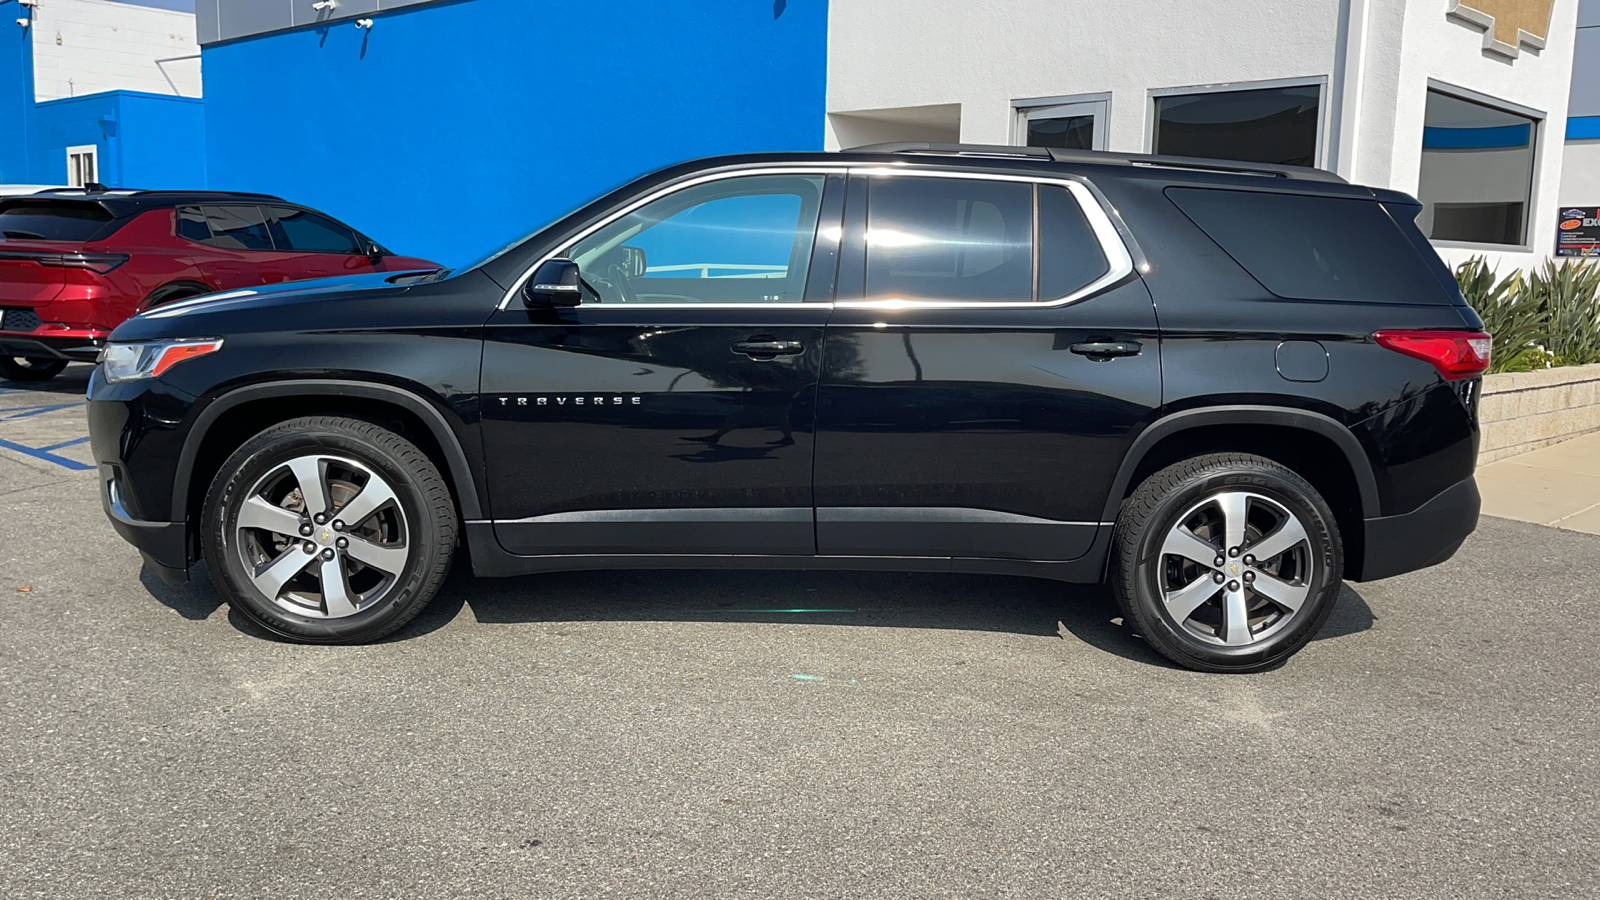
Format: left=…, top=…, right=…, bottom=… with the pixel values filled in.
left=1156, top=490, right=1316, bottom=647
left=233, top=454, right=410, bottom=619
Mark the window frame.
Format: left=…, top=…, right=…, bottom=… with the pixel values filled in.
left=1145, top=76, right=1330, bottom=168
left=499, top=165, right=1135, bottom=311
left=65, top=145, right=98, bottom=188
left=1416, top=80, right=1544, bottom=253
left=195, top=204, right=279, bottom=253
left=265, top=205, right=366, bottom=256
left=1011, top=92, right=1112, bottom=151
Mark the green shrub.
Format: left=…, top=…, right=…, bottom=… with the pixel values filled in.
left=1454, top=257, right=1548, bottom=373
left=1525, top=260, right=1600, bottom=366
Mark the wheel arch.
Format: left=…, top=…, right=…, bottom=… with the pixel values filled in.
left=1105, top=407, right=1379, bottom=580
left=140, top=280, right=216, bottom=311
left=175, top=381, right=483, bottom=557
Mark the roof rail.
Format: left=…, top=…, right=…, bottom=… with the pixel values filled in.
left=848, top=142, right=1053, bottom=160
left=846, top=141, right=1346, bottom=184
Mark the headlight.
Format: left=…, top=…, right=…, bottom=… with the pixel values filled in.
left=101, top=338, right=224, bottom=383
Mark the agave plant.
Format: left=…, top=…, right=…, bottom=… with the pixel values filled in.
left=1454, top=257, right=1546, bottom=373
left=1525, top=259, right=1600, bottom=367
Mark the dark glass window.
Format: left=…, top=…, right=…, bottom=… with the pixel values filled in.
left=1027, top=115, right=1095, bottom=150
left=0, top=202, right=113, bottom=242
left=199, top=205, right=275, bottom=251
left=1037, top=186, right=1109, bottom=299
left=866, top=176, right=1033, bottom=302
left=1416, top=90, right=1537, bottom=246
left=175, top=207, right=211, bottom=244
left=570, top=174, right=824, bottom=303
left=1153, top=85, right=1321, bottom=167
left=268, top=207, right=362, bottom=254
left=1167, top=187, right=1450, bottom=304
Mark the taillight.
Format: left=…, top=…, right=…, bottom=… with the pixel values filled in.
left=1373, top=330, right=1492, bottom=380
left=35, top=252, right=129, bottom=274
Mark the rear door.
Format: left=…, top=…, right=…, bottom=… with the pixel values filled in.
left=191, top=205, right=301, bottom=290
left=812, top=170, right=1161, bottom=562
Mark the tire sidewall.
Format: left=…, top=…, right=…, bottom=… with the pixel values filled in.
left=1129, top=466, right=1342, bottom=671
left=202, top=424, right=443, bottom=642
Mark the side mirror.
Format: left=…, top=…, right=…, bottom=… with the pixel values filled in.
left=618, top=245, right=647, bottom=278
left=523, top=258, right=583, bottom=307
left=363, top=241, right=384, bottom=265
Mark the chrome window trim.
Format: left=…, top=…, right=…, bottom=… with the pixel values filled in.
left=497, top=163, right=1137, bottom=311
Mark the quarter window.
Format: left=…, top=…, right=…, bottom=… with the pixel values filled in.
left=1416, top=89, right=1538, bottom=247
left=1152, top=84, right=1322, bottom=167
left=199, top=205, right=274, bottom=251
left=865, top=176, right=1034, bottom=303
left=570, top=174, right=825, bottom=304
left=1037, top=186, right=1109, bottom=299
left=175, top=206, right=211, bottom=244
left=268, top=206, right=363, bottom=254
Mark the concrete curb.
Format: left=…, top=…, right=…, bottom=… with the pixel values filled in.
left=1479, top=362, right=1600, bottom=463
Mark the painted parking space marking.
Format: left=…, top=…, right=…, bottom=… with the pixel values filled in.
left=0, top=399, right=94, bottom=472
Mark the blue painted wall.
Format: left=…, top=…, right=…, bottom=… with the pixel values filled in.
left=202, top=0, right=830, bottom=266
left=1, top=2, right=34, bottom=184
left=29, top=91, right=205, bottom=187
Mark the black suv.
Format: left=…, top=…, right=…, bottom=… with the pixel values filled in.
left=87, top=144, right=1488, bottom=672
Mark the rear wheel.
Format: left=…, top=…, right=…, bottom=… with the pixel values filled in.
left=201, top=416, right=457, bottom=643
left=1111, top=453, right=1343, bottom=673
left=0, top=356, right=67, bottom=383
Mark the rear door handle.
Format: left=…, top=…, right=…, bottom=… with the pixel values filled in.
left=1069, top=340, right=1142, bottom=359
left=732, top=340, right=805, bottom=360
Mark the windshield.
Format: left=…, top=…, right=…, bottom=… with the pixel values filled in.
left=0, top=202, right=115, bottom=242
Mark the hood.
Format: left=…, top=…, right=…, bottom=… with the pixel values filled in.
left=110, top=271, right=415, bottom=342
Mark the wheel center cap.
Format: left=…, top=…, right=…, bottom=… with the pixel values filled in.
left=316, top=528, right=335, bottom=547
left=1228, top=561, right=1241, bottom=576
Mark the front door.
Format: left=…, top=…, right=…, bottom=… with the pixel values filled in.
left=813, top=171, right=1161, bottom=562
left=482, top=171, right=842, bottom=557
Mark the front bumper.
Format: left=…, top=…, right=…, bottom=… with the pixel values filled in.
left=1353, top=477, right=1480, bottom=581
left=99, top=467, right=188, bottom=583
left=0, top=328, right=108, bottom=362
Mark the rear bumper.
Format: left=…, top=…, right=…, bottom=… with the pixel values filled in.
left=1353, top=477, right=1480, bottom=581
left=0, top=329, right=107, bottom=362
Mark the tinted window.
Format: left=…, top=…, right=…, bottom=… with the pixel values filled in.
left=1027, top=115, right=1095, bottom=150
left=866, top=177, right=1033, bottom=302
left=1153, top=85, right=1320, bottom=167
left=1037, top=186, right=1109, bottom=299
left=1416, top=90, right=1537, bottom=246
left=0, top=202, right=114, bottom=242
left=200, top=206, right=274, bottom=251
left=1167, top=187, right=1450, bottom=304
left=269, top=206, right=362, bottom=254
left=571, top=174, right=824, bottom=304
left=175, top=207, right=211, bottom=244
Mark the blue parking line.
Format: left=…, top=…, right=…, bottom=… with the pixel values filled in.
left=0, top=402, right=85, bottom=422
left=0, top=435, right=95, bottom=471
left=36, top=436, right=90, bottom=452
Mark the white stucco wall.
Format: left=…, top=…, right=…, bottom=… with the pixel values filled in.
left=30, top=0, right=201, bottom=102
left=1564, top=140, right=1600, bottom=203
left=1377, top=0, right=1581, bottom=271
left=825, top=0, right=1346, bottom=156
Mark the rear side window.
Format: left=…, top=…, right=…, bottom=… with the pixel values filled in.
left=199, top=205, right=274, bottom=251
left=1166, top=187, right=1451, bottom=304
left=0, top=202, right=114, bottom=242
left=268, top=206, right=362, bottom=254
left=866, top=176, right=1033, bottom=302
left=1037, top=185, right=1109, bottom=299
left=175, top=206, right=211, bottom=243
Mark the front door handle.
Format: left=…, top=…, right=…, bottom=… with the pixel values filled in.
left=732, top=340, right=805, bottom=360
left=1069, top=340, right=1142, bottom=359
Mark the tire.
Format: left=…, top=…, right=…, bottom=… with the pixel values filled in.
left=0, top=356, right=67, bottom=383
left=201, top=416, right=457, bottom=644
left=1110, top=453, right=1343, bottom=673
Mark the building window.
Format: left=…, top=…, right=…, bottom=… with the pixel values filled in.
left=66, top=145, right=98, bottom=188
left=1151, top=83, right=1321, bottom=167
left=1014, top=96, right=1109, bottom=151
left=1416, top=88, right=1539, bottom=247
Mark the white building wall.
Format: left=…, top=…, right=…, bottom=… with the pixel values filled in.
left=1563, top=141, right=1600, bottom=203
left=30, top=0, right=201, bottom=102
left=825, top=0, right=1345, bottom=155
left=1377, top=0, right=1581, bottom=271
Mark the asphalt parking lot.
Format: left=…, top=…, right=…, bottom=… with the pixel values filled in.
left=1, top=364, right=1597, bottom=899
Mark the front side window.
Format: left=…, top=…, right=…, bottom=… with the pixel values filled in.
left=570, top=174, right=825, bottom=303
left=1416, top=89, right=1538, bottom=247
left=200, top=205, right=274, bottom=251
left=268, top=207, right=362, bottom=254
left=1153, top=84, right=1321, bottom=167
left=865, top=176, right=1034, bottom=302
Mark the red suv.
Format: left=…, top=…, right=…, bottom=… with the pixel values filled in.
left=0, top=188, right=439, bottom=382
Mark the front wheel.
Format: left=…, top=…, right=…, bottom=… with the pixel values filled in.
left=1111, top=453, right=1343, bottom=673
left=0, top=356, right=67, bottom=383
left=201, top=416, right=458, bottom=643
